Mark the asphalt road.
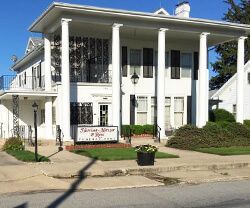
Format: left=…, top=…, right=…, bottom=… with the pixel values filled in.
left=0, top=180, right=250, bottom=208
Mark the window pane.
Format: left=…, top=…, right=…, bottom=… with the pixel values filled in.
left=151, top=97, right=156, bottom=124
left=137, top=113, right=147, bottom=125
left=174, top=97, right=184, bottom=112
left=137, top=96, right=147, bottom=112
left=165, top=106, right=171, bottom=128
left=130, top=49, right=141, bottom=66
left=174, top=113, right=183, bottom=128
left=181, top=53, right=192, bottom=78
left=165, top=97, right=171, bottom=106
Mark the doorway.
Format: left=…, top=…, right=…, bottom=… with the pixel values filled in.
left=99, top=104, right=109, bottom=126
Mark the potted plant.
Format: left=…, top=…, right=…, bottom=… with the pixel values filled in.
left=135, top=144, right=158, bottom=166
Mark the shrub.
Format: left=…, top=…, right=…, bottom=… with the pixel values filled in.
left=131, top=125, right=145, bottom=135
left=244, top=120, right=250, bottom=128
left=167, top=123, right=250, bottom=150
left=121, top=125, right=131, bottom=137
left=143, top=125, right=154, bottom=134
left=209, top=109, right=236, bottom=123
left=3, top=137, right=24, bottom=151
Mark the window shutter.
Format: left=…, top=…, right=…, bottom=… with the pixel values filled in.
left=171, top=50, right=180, bottom=79
left=193, top=52, right=199, bottom=80
left=122, top=46, right=128, bottom=77
left=143, top=48, right=153, bottom=78
left=248, top=72, right=250, bottom=84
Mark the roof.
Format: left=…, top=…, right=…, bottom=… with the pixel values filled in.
left=25, top=37, right=44, bottom=54
left=209, top=89, right=218, bottom=98
left=30, top=37, right=43, bottom=46
left=29, top=2, right=250, bottom=36
left=211, top=60, right=250, bottom=99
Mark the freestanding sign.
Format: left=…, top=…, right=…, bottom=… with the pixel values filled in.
left=75, top=126, right=118, bottom=143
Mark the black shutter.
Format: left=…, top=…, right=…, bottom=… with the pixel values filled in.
left=143, top=48, right=153, bottom=78
left=187, top=96, right=192, bottom=124
left=39, top=62, right=42, bottom=87
left=122, top=46, right=127, bottom=77
left=171, top=50, right=180, bottom=79
left=130, top=95, right=135, bottom=125
left=193, top=52, right=199, bottom=80
left=248, top=72, right=250, bottom=84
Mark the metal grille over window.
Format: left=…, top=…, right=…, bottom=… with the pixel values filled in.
left=137, top=96, right=148, bottom=125
left=174, top=97, right=184, bottom=128
left=70, top=102, right=93, bottom=125
left=51, top=35, right=109, bottom=83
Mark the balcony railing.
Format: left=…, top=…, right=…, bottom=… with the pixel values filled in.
left=0, top=75, right=45, bottom=91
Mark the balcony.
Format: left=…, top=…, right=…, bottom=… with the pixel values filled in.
left=0, top=75, right=45, bottom=92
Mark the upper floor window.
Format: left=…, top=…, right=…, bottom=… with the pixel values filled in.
left=181, top=53, right=192, bottom=78
left=171, top=50, right=180, bottom=79
left=143, top=48, right=153, bottom=78
left=130, top=49, right=141, bottom=76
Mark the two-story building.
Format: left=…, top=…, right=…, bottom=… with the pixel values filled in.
left=0, top=2, right=249, bottom=141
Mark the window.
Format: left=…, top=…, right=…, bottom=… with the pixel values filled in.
left=151, top=97, right=157, bottom=125
left=143, top=48, right=153, bottom=78
left=181, top=53, right=192, bottom=78
left=233, top=104, right=237, bottom=118
left=122, top=46, right=128, bottom=77
left=130, top=49, right=141, bottom=75
left=41, top=109, right=45, bottom=124
left=193, top=52, right=199, bottom=80
left=174, top=97, right=184, bottom=128
left=171, top=50, right=180, bottom=79
left=137, top=96, right=148, bottom=125
left=70, top=102, right=93, bottom=125
left=165, top=97, right=171, bottom=129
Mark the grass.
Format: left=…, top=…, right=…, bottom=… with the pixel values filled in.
left=72, top=148, right=179, bottom=161
left=196, top=146, right=250, bottom=156
left=5, top=149, right=50, bottom=162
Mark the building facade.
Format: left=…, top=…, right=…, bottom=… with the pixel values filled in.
left=0, top=2, right=249, bottom=140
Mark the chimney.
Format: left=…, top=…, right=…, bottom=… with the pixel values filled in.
left=175, top=1, right=190, bottom=18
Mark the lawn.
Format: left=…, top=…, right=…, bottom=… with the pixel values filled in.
left=196, top=146, right=250, bottom=156
left=72, top=148, right=179, bottom=161
left=6, top=149, right=50, bottom=162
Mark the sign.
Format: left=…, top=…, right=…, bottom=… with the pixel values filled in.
left=76, top=126, right=118, bottom=142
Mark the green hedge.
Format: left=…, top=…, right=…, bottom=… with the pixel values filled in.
left=244, top=120, right=250, bottom=128
left=167, top=122, right=250, bottom=150
left=121, top=125, right=154, bottom=136
left=209, top=109, right=236, bottom=123
left=3, top=137, right=24, bottom=151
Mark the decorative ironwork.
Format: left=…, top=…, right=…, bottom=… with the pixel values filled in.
left=70, top=102, right=93, bottom=125
left=51, top=35, right=61, bottom=82
left=12, top=95, right=19, bottom=137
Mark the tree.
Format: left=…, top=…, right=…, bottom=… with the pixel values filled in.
left=210, top=0, right=250, bottom=90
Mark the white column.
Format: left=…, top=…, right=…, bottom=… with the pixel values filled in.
left=44, top=34, right=52, bottom=91
left=61, top=18, right=72, bottom=140
left=236, top=36, right=247, bottom=123
left=45, top=97, right=53, bottom=139
left=197, top=32, right=210, bottom=128
left=157, top=28, right=167, bottom=138
left=112, top=23, right=123, bottom=136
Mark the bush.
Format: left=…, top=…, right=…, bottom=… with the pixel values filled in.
left=143, top=125, right=154, bottom=134
left=167, top=123, right=250, bottom=150
left=121, top=125, right=131, bottom=137
left=244, top=120, right=250, bottom=128
left=131, top=125, right=145, bottom=135
left=3, top=137, right=24, bottom=151
left=209, top=109, right=236, bottom=123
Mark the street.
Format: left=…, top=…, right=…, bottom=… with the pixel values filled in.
left=0, top=180, right=250, bottom=208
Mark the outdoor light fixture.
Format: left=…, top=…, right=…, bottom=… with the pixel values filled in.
left=131, top=72, right=139, bottom=85
left=32, top=102, right=38, bottom=162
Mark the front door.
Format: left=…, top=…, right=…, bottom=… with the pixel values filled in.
left=99, top=104, right=109, bottom=126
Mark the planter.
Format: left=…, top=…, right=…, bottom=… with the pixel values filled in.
left=137, top=152, right=155, bottom=166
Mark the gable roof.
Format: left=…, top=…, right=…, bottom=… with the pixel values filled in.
left=211, top=60, right=250, bottom=99
left=154, top=8, right=169, bottom=16
left=25, top=37, right=43, bottom=54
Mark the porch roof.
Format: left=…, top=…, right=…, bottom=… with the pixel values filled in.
left=0, top=91, right=57, bottom=100
left=29, top=2, right=250, bottom=41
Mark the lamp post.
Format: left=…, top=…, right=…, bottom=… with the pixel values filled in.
left=32, top=102, right=38, bottom=162
left=131, top=72, right=139, bottom=85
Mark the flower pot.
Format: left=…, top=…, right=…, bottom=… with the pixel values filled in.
left=137, top=152, right=155, bottom=166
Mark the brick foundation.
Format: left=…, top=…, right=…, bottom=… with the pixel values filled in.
left=65, top=143, right=132, bottom=151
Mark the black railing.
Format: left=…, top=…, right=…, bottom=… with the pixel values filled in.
left=123, top=126, right=132, bottom=144
left=0, top=75, right=45, bottom=91
left=153, top=124, right=161, bottom=143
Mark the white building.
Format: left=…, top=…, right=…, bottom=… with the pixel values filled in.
left=0, top=2, right=249, bottom=140
left=210, top=61, right=250, bottom=120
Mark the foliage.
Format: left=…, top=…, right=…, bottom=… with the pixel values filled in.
left=244, top=120, right=250, bottom=128
left=72, top=148, right=178, bottom=161
left=3, top=137, right=24, bottom=151
left=5, top=150, right=50, bottom=162
left=121, top=125, right=155, bottom=136
left=209, top=109, right=236, bottom=123
left=135, top=144, right=158, bottom=153
left=167, top=122, right=250, bottom=150
left=210, top=0, right=250, bottom=90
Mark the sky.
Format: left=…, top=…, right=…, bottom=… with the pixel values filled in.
left=0, top=0, right=236, bottom=76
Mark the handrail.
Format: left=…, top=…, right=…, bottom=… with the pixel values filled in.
left=123, top=126, right=132, bottom=144
left=153, top=124, right=161, bottom=143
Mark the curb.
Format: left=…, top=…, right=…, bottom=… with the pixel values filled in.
left=44, top=162, right=250, bottom=179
